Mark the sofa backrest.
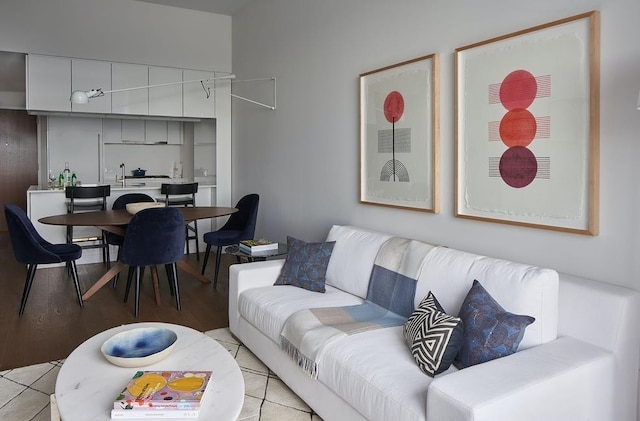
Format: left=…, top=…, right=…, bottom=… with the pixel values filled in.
left=415, top=246, right=559, bottom=350
left=325, top=225, right=391, bottom=298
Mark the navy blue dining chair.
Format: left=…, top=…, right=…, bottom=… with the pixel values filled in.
left=4, top=204, right=83, bottom=315
left=119, top=207, right=185, bottom=317
left=201, top=194, right=259, bottom=288
left=106, top=193, right=156, bottom=287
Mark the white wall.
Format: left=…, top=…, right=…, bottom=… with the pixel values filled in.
left=0, top=0, right=231, bottom=71
left=232, top=0, right=640, bottom=292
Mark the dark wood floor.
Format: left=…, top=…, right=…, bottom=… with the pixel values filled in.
left=0, top=232, right=232, bottom=370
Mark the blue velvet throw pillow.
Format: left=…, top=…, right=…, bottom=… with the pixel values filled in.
left=274, top=236, right=335, bottom=293
left=403, top=292, right=464, bottom=377
left=454, top=280, right=535, bottom=369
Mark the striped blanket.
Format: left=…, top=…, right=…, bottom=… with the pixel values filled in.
left=280, top=237, right=434, bottom=378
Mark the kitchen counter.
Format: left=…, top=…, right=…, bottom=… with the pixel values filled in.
left=27, top=183, right=218, bottom=265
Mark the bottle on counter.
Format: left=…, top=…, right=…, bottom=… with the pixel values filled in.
left=71, top=172, right=77, bottom=186
left=63, top=162, right=71, bottom=187
left=58, top=172, right=64, bottom=189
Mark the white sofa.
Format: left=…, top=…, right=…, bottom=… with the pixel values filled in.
left=229, top=225, right=640, bottom=421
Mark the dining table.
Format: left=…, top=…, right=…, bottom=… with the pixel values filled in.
left=39, top=206, right=238, bottom=301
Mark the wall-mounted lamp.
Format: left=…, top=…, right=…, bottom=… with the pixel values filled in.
left=70, top=74, right=236, bottom=104
left=70, top=74, right=277, bottom=110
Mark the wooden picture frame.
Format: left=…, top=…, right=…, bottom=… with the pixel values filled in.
left=360, top=54, right=439, bottom=212
left=455, top=11, right=600, bottom=234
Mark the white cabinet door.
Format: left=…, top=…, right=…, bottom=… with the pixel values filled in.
left=72, top=59, right=111, bottom=114
left=183, top=70, right=215, bottom=118
left=167, top=121, right=182, bottom=144
left=121, top=120, right=145, bottom=142
left=47, top=117, right=102, bottom=184
left=26, top=54, right=71, bottom=112
left=102, top=119, right=122, bottom=144
left=149, top=66, right=182, bottom=117
left=145, top=120, right=168, bottom=143
left=112, top=63, right=148, bottom=115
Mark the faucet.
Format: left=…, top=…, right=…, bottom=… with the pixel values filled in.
left=119, top=163, right=126, bottom=187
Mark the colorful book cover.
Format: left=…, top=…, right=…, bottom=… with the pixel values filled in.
left=239, top=239, right=278, bottom=253
left=112, top=370, right=212, bottom=414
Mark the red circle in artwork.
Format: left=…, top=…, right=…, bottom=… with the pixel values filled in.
left=499, top=70, right=537, bottom=110
left=384, top=91, right=404, bottom=123
left=499, top=108, right=537, bottom=147
left=499, top=146, right=537, bottom=188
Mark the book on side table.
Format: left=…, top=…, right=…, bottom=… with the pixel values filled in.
left=110, top=370, right=213, bottom=419
left=239, top=239, right=279, bottom=254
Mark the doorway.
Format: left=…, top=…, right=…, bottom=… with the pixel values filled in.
left=0, top=110, right=38, bottom=231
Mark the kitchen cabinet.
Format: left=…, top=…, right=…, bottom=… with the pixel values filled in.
left=149, top=66, right=182, bottom=117
left=26, top=54, right=71, bottom=112
left=183, top=70, right=215, bottom=118
left=47, top=116, right=102, bottom=184
left=112, top=63, right=148, bottom=115
left=145, top=120, right=168, bottom=143
left=168, top=121, right=182, bottom=144
left=121, top=119, right=145, bottom=142
left=71, top=59, right=111, bottom=114
left=102, top=119, right=122, bottom=143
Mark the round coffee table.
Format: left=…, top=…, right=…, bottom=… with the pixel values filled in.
left=55, top=322, right=244, bottom=420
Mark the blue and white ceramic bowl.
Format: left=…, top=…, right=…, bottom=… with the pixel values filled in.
left=101, top=327, right=178, bottom=367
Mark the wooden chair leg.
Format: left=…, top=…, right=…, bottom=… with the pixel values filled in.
left=19, top=264, right=37, bottom=315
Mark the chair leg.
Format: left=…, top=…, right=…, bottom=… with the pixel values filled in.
left=112, top=248, right=122, bottom=288
left=70, top=260, right=84, bottom=308
left=201, top=244, right=212, bottom=275
left=193, top=220, right=199, bottom=261
left=170, top=263, right=181, bottom=311
left=19, top=264, right=37, bottom=315
left=134, top=266, right=141, bottom=318
left=124, top=266, right=134, bottom=302
left=185, top=225, right=190, bottom=255
left=213, top=246, right=223, bottom=289
left=165, top=264, right=175, bottom=296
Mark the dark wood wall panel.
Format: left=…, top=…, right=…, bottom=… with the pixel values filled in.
left=0, top=110, right=38, bottom=231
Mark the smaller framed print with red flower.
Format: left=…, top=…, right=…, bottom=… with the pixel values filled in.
left=359, top=54, right=439, bottom=212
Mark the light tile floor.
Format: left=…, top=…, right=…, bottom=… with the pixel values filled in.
left=0, top=328, right=323, bottom=421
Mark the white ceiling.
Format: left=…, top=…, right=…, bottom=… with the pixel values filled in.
left=134, top=0, right=254, bottom=16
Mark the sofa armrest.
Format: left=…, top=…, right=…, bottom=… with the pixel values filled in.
left=427, top=337, right=614, bottom=421
left=228, top=260, right=285, bottom=334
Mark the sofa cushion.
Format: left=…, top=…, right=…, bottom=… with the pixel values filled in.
left=274, top=236, right=335, bottom=292
left=403, top=292, right=463, bottom=376
left=238, top=284, right=364, bottom=344
left=325, top=225, right=392, bottom=298
left=415, top=247, right=559, bottom=350
left=454, top=280, right=535, bottom=369
left=318, top=327, right=451, bottom=421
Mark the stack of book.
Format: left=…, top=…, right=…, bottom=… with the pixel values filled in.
left=111, top=370, right=213, bottom=419
left=239, top=239, right=279, bottom=255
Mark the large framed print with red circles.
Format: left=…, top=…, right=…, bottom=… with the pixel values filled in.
left=455, top=11, right=600, bottom=235
left=359, top=54, right=439, bottom=212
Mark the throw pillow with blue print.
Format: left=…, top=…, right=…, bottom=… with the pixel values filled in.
left=454, top=279, right=535, bottom=369
left=403, top=291, right=464, bottom=377
left=274, top=236, right=335, bottom=292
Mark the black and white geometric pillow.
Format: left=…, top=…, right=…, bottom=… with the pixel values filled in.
left=403, top=292, right=464, bottom=377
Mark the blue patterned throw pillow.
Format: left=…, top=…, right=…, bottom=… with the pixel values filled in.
left=454, top=280, right=535, bottom=369
left=403, top=292, right=464, bottom=377
left=274, top=236, right=335, bottom=292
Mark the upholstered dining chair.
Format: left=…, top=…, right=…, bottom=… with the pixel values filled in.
left=201, top=194, right=259, bottom=288
left=118, top=207, right=185, bottom=317
left=4, top=204, right=84, bottom=315
left=65, top=185, right=111, bottom=264
left=107, top=193, right=156, bottom=287
left=159, top=183, right=200, bottom=260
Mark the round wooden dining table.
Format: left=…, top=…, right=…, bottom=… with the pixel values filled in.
left=39, top=206, right=237, bottom=301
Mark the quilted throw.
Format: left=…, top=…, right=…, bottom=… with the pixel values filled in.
left=280, top=237, right=433, bottom=378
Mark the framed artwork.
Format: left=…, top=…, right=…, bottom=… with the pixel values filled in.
left=360, top=54, right=439, bottom=212
left=455, top=11, right=600, bottom=235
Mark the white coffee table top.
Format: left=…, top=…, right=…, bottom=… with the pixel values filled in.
left=55, top=322, right=244, bottom=421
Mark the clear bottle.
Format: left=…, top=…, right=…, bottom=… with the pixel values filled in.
left=63, top=162, right=71, bottom=187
